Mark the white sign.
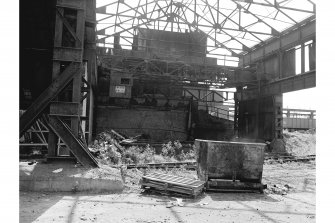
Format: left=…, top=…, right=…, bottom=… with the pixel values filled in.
left=115, top=86, right=126, bottom=93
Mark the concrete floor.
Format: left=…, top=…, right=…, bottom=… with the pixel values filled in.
left=20, top=161, right=315, bottom=223
left=20, top=162, right=123, bottom=193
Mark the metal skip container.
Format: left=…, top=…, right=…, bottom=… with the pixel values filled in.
left=195, top=139, right=267, bottom=192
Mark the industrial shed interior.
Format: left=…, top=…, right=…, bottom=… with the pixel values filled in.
left=16, top=0, right=319, bottom=222
left=19, top=0, right=315, bottom=164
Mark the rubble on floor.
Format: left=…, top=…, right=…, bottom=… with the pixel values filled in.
left=262, top=160, right=315, bottom=195
left=283, top=129, right=316, bottom=156
left=88, top=130, right=196, bottom=166
left=86, top=129, right=316, bottom=198
left=266, top=184, right=292, bottom=195
left=266, top=129, right=316, bottom=157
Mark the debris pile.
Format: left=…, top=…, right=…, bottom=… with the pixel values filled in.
left=283, top=130, right=316, bottom=156
left=166, top=198, right=185, bottom=208
left=88, top=130, right=124, bottom=164
left=266, top=130, right=316, bottom=156
left=88, top=130, right=199, bottom=194
left=89, top=130, right=196, bottom=165
left=266, top=184, right=294, bottom=195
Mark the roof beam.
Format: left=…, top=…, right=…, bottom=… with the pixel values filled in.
left=233, top=1, right=281, bottom=35
left=98, top=13, right=273, bottom=36
left=96, top=0, right=156, bottom=22
left=238, top=70, right=315, bottom=100
left=200, top=0, right=267, bottom=43
left=97, top=4, right=169, bottom=35
left=264, top=0, right=297, bottom=24
left=239, top=17, right=315, bottom=66
left=233, top=0, right=315, bottom=14
left=181, top=3, right=253, bottom=52
left=97, top=14, right=168, bottom=43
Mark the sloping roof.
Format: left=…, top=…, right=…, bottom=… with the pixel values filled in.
left=96, top=0, right=315, bottom=66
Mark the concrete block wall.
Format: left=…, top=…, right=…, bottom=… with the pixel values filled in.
left=95, top=106, right=188, bottom=141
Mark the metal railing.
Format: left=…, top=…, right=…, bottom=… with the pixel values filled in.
left=283, top=108, right=316, bottom=119
left=198, top=104, right=235, bottom=121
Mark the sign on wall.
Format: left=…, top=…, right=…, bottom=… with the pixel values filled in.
left=115, top=86, right=126, bottom=94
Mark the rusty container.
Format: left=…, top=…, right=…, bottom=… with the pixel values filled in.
left=195, top=139, right=266, bottom=183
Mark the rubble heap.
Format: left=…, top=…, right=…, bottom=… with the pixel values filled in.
left=283, top=130, right=316, bottom=156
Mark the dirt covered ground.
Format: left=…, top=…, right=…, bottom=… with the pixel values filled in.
left=20, top=130, right=316, bottom=222
left=20, top=160, right=315, bottom=223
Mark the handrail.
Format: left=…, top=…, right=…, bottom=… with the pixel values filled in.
left=282, top=108, right=316, bottom=119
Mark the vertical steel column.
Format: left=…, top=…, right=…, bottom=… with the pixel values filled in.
left=48, top=6, right=64, bottom=157
left=301, top=43, right=305, bottom=73
left=170, top=0, right=173, bottom=32
left=273, top=95, right=283, bottom=139
left=84, top=0, right=97, bottom=143
left=234, top=87, right=242, bottom=137
left=278, top=50, right=283, bottom=78
left=234, top=100, right=239, bottom=137
left=48, top=0, right=87, bottom=157
left=255, top=81, right=261, bottom=139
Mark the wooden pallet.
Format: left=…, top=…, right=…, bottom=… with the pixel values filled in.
left=141, top=173, right=205, bottom=197
left=126, top=161, right=197, bottom=170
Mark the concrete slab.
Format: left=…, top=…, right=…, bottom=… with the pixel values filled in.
left=20, top=161, right=124, bottom=193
